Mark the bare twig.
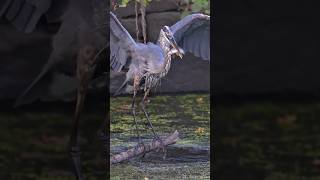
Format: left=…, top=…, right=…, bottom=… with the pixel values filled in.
left=135, top=0, right=140, bottom=41
left=111, top=130, right=179, bottom=164
left=139, top=0, right=147, bottom=44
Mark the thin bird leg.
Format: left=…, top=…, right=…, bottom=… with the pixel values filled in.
left=140, top=88, right=166, bottom=159
left=131, top=77, right=143, bottom=144
left=140, top=88, right=158, bottom=136
left=132, top=89, right=142, bottom=145
left=140, top=88, right=166, bottom=157
left=140, top=96, right=158, bottom=139
left=70, top=87, right=86, bottom=180
left=69, top=45, right=97, bottom=180
left=97, top=111, right=109, bottom=167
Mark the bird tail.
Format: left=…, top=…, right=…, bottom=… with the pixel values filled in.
left=113, top=80, right=128, bottom=97
left=13, top=54, right=58, bottom=108
left=14, top=68, right=51, bottom=108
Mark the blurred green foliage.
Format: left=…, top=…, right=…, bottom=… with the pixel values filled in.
left=113, top=0, right=210, bottom=15
left=216, top=102, right=320, bottom=179
left=118, top=0, right=152, bottom=7
left=181, top=0, right=210, bottom=17
left=110, top=94, right=210, bottom=179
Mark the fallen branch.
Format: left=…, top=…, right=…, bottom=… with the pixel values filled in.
left=111, top=130, right=179, bottom=164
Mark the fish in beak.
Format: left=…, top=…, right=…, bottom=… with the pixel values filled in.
left=162, top=26, right=184, bottom=59
left=169, top=38, right=183, bottom=59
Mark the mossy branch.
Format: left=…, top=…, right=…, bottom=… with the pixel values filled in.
left=111, top=130, right=179, bottom=164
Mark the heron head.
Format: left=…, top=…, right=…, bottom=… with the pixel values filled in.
left=162, top=26, right=183, bottom=59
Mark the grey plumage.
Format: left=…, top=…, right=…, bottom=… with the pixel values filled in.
left=1, top=1, right=108, bottom=179
left=110, top=11, right=210, bottom=156
left=0, top=0, right=61, bottom=33
left=170, top=13, right=210, bottom=60
left=0, top=0, right=108, bottom=106
left=110, top=12, right=210, bottom=95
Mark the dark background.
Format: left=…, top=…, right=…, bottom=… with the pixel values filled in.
left=0, top=1, right=107, bottom=179
left=0, top=0, right=209, bottom=179
left=214, top=0, right=320, bottom=179
left=2, top=0, right=320, bottom=179
left=214, top=0, right=320, bottom=96
left=0, top=0, right=209, bottom=104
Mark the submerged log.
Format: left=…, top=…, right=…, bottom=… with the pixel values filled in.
left=111, top=130, right=179, bottom=164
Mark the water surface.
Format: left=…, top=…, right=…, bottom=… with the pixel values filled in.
left=110, top=94, right=211, bottom=179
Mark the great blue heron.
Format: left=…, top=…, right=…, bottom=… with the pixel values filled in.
left=110, top=11, right=210, bottom=151
left=1, top=1, right=107, bottom=179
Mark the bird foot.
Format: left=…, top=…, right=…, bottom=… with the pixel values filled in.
left=152, top=136, right=167, bottom=160
left=134, top=140, right=147, bottom=159
left=69, top=145, right=84, bottom=180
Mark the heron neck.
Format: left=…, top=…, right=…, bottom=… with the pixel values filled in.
left=158, top=30, right=171, bottom=55
left=156, top=31, right=172, bottom=71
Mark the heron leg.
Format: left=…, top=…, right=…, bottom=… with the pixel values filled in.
left=140, top=89, right=166, bottom=158
left=69, top=45, right=97, bottom=180
left=131, top=90, right=142, bottom=145
left=140, top=99, right=158, bottom=139
left=97, top=111, right=109, bottom=167
left=141, top=88, right=156, bottom=135
left=70, top=89, right=86, bottom=180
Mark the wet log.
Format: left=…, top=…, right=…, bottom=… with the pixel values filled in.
left=111, top=130, right=179, bottom=164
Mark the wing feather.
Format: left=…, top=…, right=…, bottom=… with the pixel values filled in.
left=110, top=12, right=136, bottom=72
left=0, top=0, right=51, bottom=33
left=170, top=13, right=210, bottom=61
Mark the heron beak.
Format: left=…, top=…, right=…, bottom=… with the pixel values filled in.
left=177, top=52, right=183, bottom=59
left=170, top=38, right=183, bottom=59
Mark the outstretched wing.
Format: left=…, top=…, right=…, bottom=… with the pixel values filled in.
left=110, top=12, right=137, bottom=72
left=0, top=0, right=52, bottom=33
left=170, top=13, right=210, bottom=61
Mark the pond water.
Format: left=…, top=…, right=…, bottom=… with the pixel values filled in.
left=0, top=101, right=106, bottom=179
left=110, top=94, right=211, bottom=179
left=0, top=94, right=210, bottom=179
left=1, top=95, right=319, bottom=179
left=215, top=101, right=320, bottom=179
